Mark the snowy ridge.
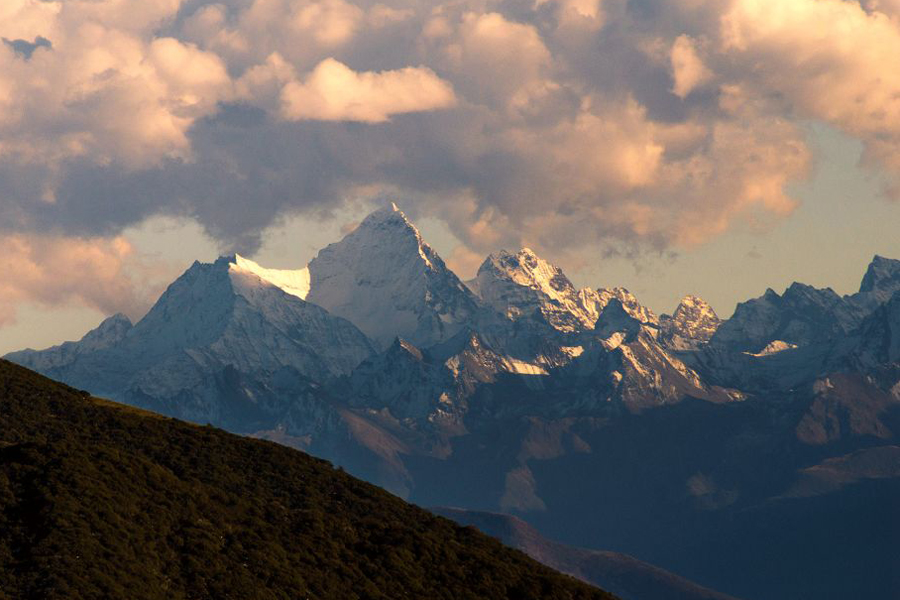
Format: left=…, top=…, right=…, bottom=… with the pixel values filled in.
left=469, top=248, right=659, bottom=336
left=230, top=254, right=310, bottom=300
left=581, top=287, right=659, bottom=327
left=8, top=254, right=375, bottom=427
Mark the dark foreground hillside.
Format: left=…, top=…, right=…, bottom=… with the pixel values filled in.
left=0, top=360, right=614, bottom=600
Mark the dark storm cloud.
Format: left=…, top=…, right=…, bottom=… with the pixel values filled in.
left=2, top=35, right=51, bottom=59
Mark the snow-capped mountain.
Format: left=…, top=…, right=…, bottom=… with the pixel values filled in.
left=833, top=292, right=900, bottom=372
left=468, top=248, right=598, bottom=332
left=467, top=247, right=660, bottom=336
left=8, top=312, right=133, bottom=372
left=659, top=295, right=722, bottom=349
left=559, top=299, right=735, bottom=413
left=9, top=254, right=374, bottom=427
left=307, top=204, right=482, bottom=349
left=710, top=284, right=857, bottom=353
left=583, top=287, right=659, bottom=326
left=710, top=257, right=900, bottom=354
left=123, top=254, right=373, bottom=382
left=9, top=206, right=899, bottom=441
left=341, top=328, right=556, bottom=432
left=344, top=337, right=462, bottom=425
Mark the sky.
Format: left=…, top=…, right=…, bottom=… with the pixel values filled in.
left=2, top=0, right=900, bottom=355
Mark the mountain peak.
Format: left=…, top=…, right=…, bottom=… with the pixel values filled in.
left=659, top=295, right=721, bottom=346
left=307, top=205, right=479, bottom=348
left=472, top=248, right=594, bottom=331
left=85, top=312, right=133, bottom=342
left=479, top=248, right=576, bottom=294
left=360, top=201, right=414, bottom=228
left=859, top=254, right=900, bottom=297
left=594, top=298, right=642, bottom=339
left=673, top=294, right=718, bottom=318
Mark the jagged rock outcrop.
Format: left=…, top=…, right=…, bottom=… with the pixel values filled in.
left=659, top=295, right=722, bottom=349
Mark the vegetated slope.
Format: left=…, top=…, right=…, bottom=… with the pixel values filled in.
left=433, top=508, right=741, bottom=600
left=0, top=360, right=614, bottom=600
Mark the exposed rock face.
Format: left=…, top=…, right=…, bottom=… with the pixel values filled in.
left=583, top=287, right=659, bottom=327
left=710, top=284, right=860, bottom=353
left=859, top=255, right=900, bottom=303
left=835, top=292, right=900, bottom=371
left=710, top=256, right=900, bottom=355
left=660, top=295, right=722, bottom=349
left=468, top=248, right=659, bottom=333
left=559, top=299, right=735, bottom=414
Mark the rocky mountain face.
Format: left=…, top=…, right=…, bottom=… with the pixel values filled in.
left=559, top=304, right=736, bottom=414
left=6, top=205, right=900, bottom=600
left=709, top=256, right=900, bottom=355
left=859, top=255, right=900, bottom=303
left=467, top=248, right=658, bottom=336
left=659, top=296, right=721, bottom=349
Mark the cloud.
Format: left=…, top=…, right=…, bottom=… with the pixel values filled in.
left=2, top=35, right=51, bottom=59
left=0, top=234, right=168, bottom=327
left=280, top=58, right=456, bottom=122
left=446, top=244, right=486, bottom=280
left=0, top=2, right=232, bottom=169
left=719, top=0, right=900, bottom=190
left=670, top=35, right=710, bottom=98
left=0, top=0, right=898, bottom=309
left=426, top=11, right=553, bottom=112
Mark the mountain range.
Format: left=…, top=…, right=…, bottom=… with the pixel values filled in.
left=8, top=204, right=900, bottom=600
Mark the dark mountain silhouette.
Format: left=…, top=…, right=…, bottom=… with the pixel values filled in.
left=0, top=359, right=615, bottom=600
left=433, top=508, right=741, bottom=600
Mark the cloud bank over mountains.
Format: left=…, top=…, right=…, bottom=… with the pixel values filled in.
left=1, top=0, right=900, bottom=319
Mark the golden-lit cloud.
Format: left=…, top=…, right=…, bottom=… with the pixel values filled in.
left=0, top=1, right=231, bottom=168
left=0, top=234, right=168, bottom=327
left=720, top=0, right=900, bottom=187
left=280, top=58, right=456, bottom=123
left=428, top=11, right=552, bottom=112
left=670, top=35, right=711, bottom=98
left=0, top=0, right=899, bottom=309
